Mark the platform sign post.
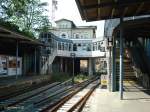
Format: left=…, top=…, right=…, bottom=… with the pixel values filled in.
left=70, top=53, right=75, bottom=85
left=101, top=74, right=107, bottom=88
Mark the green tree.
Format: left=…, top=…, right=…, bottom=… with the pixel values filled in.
left=0, top=0, right=51, bottom=38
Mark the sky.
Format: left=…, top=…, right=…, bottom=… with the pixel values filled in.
left=42, top=0, right=105, bottom=38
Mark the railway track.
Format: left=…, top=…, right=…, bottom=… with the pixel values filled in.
left=0, top=80, right=72, bottom=111
left=1, top=77, right=99, bottom=112
left=0, top=80, right=52, bottom=101
left=39, top=77, right=99, bottom=112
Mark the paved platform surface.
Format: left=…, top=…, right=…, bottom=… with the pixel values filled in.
left=83, top=81, right=150, bottom=112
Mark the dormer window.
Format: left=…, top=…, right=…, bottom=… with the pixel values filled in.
left=61, top=33, right=66, bottom=38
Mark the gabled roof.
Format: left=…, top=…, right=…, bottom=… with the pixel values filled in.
left=55, top=19, right=97, bottom=29
left=55, top=18, right=76, bottom=27
left=75, top=0, right=150, bottom=21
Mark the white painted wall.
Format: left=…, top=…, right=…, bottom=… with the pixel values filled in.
left=57, top=50, right=105, bottom=58
left=50, top=19, right=95, bottom=39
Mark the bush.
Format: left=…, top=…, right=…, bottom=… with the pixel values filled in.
left=74, top=74, right=89, bottom=83
left=51, top=72, right=71, bottom=82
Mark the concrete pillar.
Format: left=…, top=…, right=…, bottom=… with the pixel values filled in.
left=91, top=43, right=93, bottom=51
left=88, top=58, right=93, bottom=76
left=60, top=58, right=63, bottom=72
left=60, top=42, right=62, bottom=50
left=97, top=42, right=99, bottom=50
left=71, top=43, right=73, bottom=51
left=92, top=58, right=95, bottom=73
left=65, top=58, right=68, bottom=73
left=49, top=64, right=53, bottom=74
left=56, top=41, right=58, bottom=51
left=68, top=43, right=70, bottom=51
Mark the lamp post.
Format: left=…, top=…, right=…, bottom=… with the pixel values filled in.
left=70, top=53, right=76, bottom=85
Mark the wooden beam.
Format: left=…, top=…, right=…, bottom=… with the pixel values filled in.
left=111, top=8, right=115, bottom=18
left=0, top=34, right=17, bottom=38
left=111, top=0, right=118, bottom=18
left=75, top=0, right=86, bottom=19
left=86, top=11, right=150, bottom=22
left=134, top=2, right=144, bottom=16
left=122, top=7, right=128, bottom=17
left=82, top=0, right=150, bottom=10
left=98, top=0, right=101, bottom=19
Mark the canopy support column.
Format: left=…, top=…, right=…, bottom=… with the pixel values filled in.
left=16, top=40, right=19, bottom=79
left=119, top=17, right=124, bottom=100
left=34, top=47, right=37, bottom=74
left=112, top=36, right=116, bottom=91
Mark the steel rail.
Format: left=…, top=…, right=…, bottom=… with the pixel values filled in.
left=68, top=82, right=99, bottom=112
left=1, top=79, right=72, bottom=111
left=40, top=77, right=98, bottom=112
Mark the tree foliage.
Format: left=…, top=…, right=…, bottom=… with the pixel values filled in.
left=0, top=0, right=51, bottom=38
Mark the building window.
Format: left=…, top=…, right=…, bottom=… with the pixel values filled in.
left=73, top=44, right=77, bottom=51
left=75, top=34, right=80, bottom=39
left=64, top=43, right=68, bottom=50
left=82, top=44, right=87, bottom=51
left=87, top=44, right=91, bottom=51
left=69, top=44, right=72, bottom=51
left=58, top=42, right=61, bottom=50
left=84, top=33, right=88, bottom=38
left=78, top=43, right=81, bottom=47
left=100, top=47, right=105, bottom=52
left=62, top=43, right=64, bottom=50
left=95, top=43, right=97, bottom=50
left=98, top=42, right=101, bottom=50
left=65, top=24, right=68, bottom=28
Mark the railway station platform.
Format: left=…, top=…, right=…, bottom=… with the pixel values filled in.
left=0, top=75, right=51, bottom=89
left=84, top=82, right=150, bottom=112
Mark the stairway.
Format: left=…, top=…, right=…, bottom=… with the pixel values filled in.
left=115, top=48, right=137, bottom=90
left=40, top=49, right=57, bottom=74
left=116, top=61, right=136, bottom=81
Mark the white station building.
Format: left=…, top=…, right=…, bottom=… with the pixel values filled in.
left=40, top=19, right=106, bottom=75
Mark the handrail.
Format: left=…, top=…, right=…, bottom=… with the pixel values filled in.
left=129, top=39, right=150, bottom=78
left=134, top=39, right=150, bottom=75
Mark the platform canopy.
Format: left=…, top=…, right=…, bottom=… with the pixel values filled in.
left=75, top=0, right=150, bottom=21
left=0, top=26, right=44, bottom=46
left=113, top=17, right=150, bottom=38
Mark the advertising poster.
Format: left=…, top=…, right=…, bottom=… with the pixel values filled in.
left=8, top=56, right=22, bottom=76
left=0, top=55, right=7, bottom=75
